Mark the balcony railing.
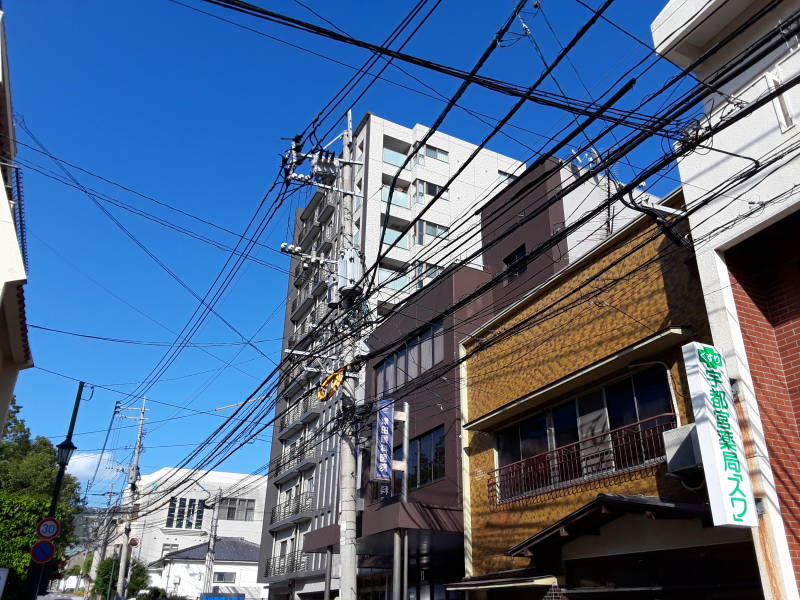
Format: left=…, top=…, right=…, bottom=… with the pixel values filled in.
left=381, top=186, right=411, bottom=208
left=278, top=397, right=322, bottom=433
left=264, top=550, right=312, bottom=577
left=270, top=445, right=319, bottom=478
left=270, top=491, right=313, bottom=524
left=488, top=413, right=676, bottom=505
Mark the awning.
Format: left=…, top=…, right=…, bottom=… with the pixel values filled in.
left=507, top=494, right=709, bottom=558
left=464, top=328, right=692, bottom=431
left=446, top=570, right=558, bottom=592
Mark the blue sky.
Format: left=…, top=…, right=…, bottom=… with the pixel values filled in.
left=5, top=0, right=685, bottom=503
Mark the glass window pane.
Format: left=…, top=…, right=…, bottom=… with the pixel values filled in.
left=166, top=498, right=176, bottom=528
left=577, top=390, right=608, bottom=440
left=176, top=498, right=186, bottom=528
left=408, top=439, right=419, bottom=488
left=425, top=145, right=436, bottom=158
left=552, top=402, right=579, bottom=448
left=497, top=425, right=521, bottom=467
left=520, top=415, right=548, bottom=459
left=195, top=500, right=205, bottom=529
left=376, top=363, right=385, bottom=397
left=186, top=499, right=196, bottom=529
left=605, top=378, right=637, bottom=429
left=396, top=348, right=407, bottom=386
left=419, top=431, right=434, bottom=485
left=633, top=366, right=672, bottom=422
left=432, top=321, right=444, bottom=364
left=385, top=355, right=395, bottom=393
left=407, top=339, right=419, bottom=379
left=420, top=329, right=433, bottom=371
left=432, top=427, right=445, bottom=480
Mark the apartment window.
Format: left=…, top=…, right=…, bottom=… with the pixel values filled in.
left=401, top=426, right=445, bottom=490
left=382, top=186, right=411, bottom=209
left=384, top=226, right=410, bottom=249
left=375, top=320, right=443, bottom=392
left=213, top=572, right=236, bottom=584
left=424, top=144, right=449, bottom=163
left=219, top=497, right=256, bottom=521
left=161, top=544, right=178, bottom=557
left=498, top=170, right=517, bottom=184
left=415, top=262, right=443, bottom=289
left=767, top=69, right=795, bottom=131
left=383, top=147, right=407, bottom=168
left=166, top=497, right=205, bottom=528
left=503, top=245, right=527, bottom=281
left=416, top=180, right=448, bottom=201
left=494, top=366, right=675, bottom=501
left=416, top=221, right=449, bottom=245
left=378, top=266, right=409, bottom=291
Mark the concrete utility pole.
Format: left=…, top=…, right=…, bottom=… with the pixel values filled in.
left=116, top=398, right=146, bottom=600
left=202, top=492, right=221, bottom=594
left=337, top=110, right=360, bottom=600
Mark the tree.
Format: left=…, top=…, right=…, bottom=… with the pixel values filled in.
left=0, top=398, right=84, bottom=599
left=92, top=558, right=148, bottom=599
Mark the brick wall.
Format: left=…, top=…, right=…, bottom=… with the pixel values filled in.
left=726, top=211, right=800, bottom=583
left=464, top=212, right=711, bottom=575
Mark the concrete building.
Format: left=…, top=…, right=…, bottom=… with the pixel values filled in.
left=0, top=7, right=32, bottom=434
left=653, top=1, right=800, bottom=597
left=259, top=113, right=523, bottom=599
left=148, top=537, right=262, bottom=600
left=118, top=467, right=268, bottom=596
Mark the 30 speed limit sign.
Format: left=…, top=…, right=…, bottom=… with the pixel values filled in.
left=36, top=518, right=61, bottom=540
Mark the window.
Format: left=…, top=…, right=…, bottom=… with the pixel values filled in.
left=382, top=186, right=411, bottom=209
left=378, top=266, right=409, bottom=291
left=416, top=179, right=448, bottom=202
left=392, top=426, right=445, bottom=492
left=213, top=572, right=236, bottom=584
left=166, top=497, right=206, bottom=529
left=161, top=544, right=178, bottom=557
left=384, top=226, right=410, bottom=249
left=416, top=221, right=448, bottom=245
left=219, top=498, right=256, bottom=521
left=498, top=170, right=517, bottom=184
left=383, top=147, right=407, bottom=167
left=375, top=320, right=443, bottom=392
left=494, top=366, right=675, bottom=501
left=503, top=245, right=527, bottom=280
left=423, top=144, right=449, bottom=163
left=415, top=262, right=443, bottom=289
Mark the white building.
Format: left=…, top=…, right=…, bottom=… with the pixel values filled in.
left=652, top=1, right=800, bottom=599
left=260, top=113, right=524, bottom=599
left=148, top=537, right=262, bottom=600
left=123, top=467, right=268, bottom=595
left=0, top=8, right=32, bottom=434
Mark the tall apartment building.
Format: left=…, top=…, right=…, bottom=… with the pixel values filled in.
left=0, top=8, right=32, bottom=434
left=257, top=113, right=523, bottom=599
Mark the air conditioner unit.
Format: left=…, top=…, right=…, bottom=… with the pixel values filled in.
left=663, top=424, right=701, bottom=473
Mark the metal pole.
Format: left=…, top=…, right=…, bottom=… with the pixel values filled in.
left=402, top=402, right=409, bottom=600
left=26, top=381, right=84, bottom=600
left=392, top=530, right=402, bottom=600
left=202, top=492, right=221, bottom=594
left=323, top=546, right=332, bottom=600
left=116, top=398, right=146, bottom=600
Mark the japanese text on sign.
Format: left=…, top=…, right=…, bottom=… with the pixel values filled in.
left=373, top=397, right=393, bottom=481
left=682, top=342, right=757, bottom=527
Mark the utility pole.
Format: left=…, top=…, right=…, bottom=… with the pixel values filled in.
left=116, top=398, right=146, bottom=600
left=202, top=492, right=221, bottom=594
left=336, top=109, right=360, bottom=600
left=26, top=381, right=84, bottom=600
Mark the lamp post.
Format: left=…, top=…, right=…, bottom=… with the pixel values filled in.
left=27, top=381, right=84, bottom=599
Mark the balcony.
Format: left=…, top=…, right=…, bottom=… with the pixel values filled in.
left=264, top=550, right=314, bottom=578
left=271, top=446, right=319, bottom=485
left=290, top=295, right=314, bottom=322
left=269, top=492, right=314, bottom=531
left=311, top=275, right=328, bottom=298
left=298, top=222, right=321, bottom=252
left=487, top=413, right=676, bottom=505
left=381, top=186, right=411, bottom=209
left=383, top=147, right=409, bottom=168
left=277, top=397, right=323, bottom=440
left=316, top=198, right=335, bottom=223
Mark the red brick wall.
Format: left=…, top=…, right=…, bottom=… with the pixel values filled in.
left=726, top=211, right=800, bottom=583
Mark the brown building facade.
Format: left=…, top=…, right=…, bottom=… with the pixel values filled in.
left=458, top=192, right=764, bottom=598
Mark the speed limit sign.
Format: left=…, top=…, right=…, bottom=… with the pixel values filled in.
left=36, top=518, right=61, bottom=540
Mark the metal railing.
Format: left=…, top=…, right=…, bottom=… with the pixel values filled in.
left=270, top=445, right=319, bottom=477
left=278, top=397, right=321, bottom=432
left=264, top=550, right=312, bottom=577
left=270, top=491, right=313, bottom=524
left=488, top=413, right=676, bottom=505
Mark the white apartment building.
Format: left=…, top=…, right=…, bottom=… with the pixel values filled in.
left=120, top=467, right=268, bottom=594
left=652, top=1, right=800, bottom=598
left=259, top=113, right=523, bottom=599
left=0, top=8, right=32, bottom=434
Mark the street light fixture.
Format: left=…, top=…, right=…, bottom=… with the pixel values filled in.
left=55, top=439, right=77, bottom=467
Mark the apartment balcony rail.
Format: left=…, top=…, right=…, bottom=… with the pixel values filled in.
left=278, top=397, right=323, bottom=439
left=264, top=550, right=313, bottom=577
left=381, top=186, right=411, bottom=209
left=488, top=413, right=676, bottom=505
left=271, top=445, right=319, bottom=483
left=270, top=491, right=314, bottom=524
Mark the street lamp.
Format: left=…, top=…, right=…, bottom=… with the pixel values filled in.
left=55, top=439, right=77, bottom=467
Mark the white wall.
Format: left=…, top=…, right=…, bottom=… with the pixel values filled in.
left=149, top=560, right=262, bottom=600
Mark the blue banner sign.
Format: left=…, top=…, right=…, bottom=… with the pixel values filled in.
left=373, top=397, right=393, bottom=481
